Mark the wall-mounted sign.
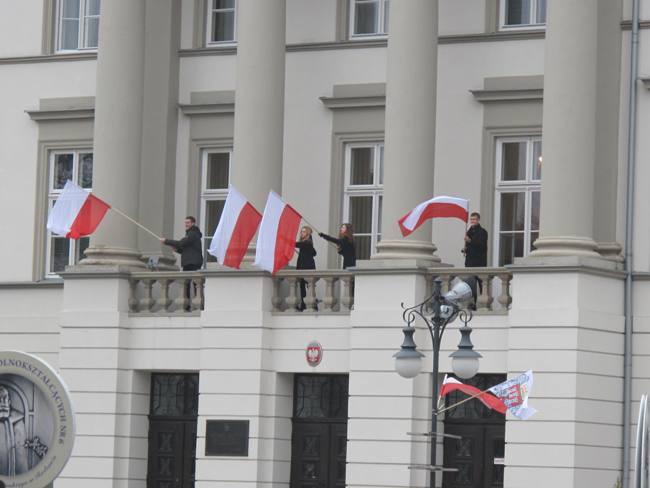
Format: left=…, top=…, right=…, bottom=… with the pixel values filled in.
left=306, top=341, right=323, bottom=367
left=205, top=420, right=249, bottom=456
left=0, top=351, right=75, bottom=488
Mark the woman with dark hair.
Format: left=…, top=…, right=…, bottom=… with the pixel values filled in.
left=295, top=226, right=317, bottom=311
left=318, top=223, right=356, bottom=269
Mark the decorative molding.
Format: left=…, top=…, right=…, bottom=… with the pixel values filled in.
left=320, top=95, right=385, bottom=110
left=471, top=88, right=543, bottom=103
left=642, top=78, right=650, bottom=90
left=178, top=46, right=237, bottom=57
left=26, top=107, right=95, bottom=121
left=621, top=20, right=650, bottom=30
left=0, top=280, right=63, bottom=289
left=0, top=51, right=96, bottom=65
left=179, top=102, right=234, bottom=115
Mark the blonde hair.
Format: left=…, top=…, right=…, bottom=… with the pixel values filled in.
left=301, top=226, right=313, bottom=241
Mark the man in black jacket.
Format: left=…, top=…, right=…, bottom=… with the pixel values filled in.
left=161, top=216, right=203, bottom=309
left=462, top=212, right=488, bottom=309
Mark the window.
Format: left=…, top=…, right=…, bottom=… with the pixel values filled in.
left=200, top=149, right=231, bottom=263
left=349, top=0, right=389, bottom=38
left=494, top=137, right=542, bottom=266
left=343, top=143, right=383, bottom=261
left=206, top=0, right=236, bottom=45
left=56, top=0, right=100, bottom=52
left=499, top=0, right=546, bottom=29
left=46, top=150, right=94, bottom=275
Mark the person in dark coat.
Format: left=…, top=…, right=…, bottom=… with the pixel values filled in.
left=462, top=212, right=488, bottom=308
left=318, top=223, right=356, bottom=269
left=295, top=226, right=317, bottom=311
left=161, top=216, right=203, bottom=309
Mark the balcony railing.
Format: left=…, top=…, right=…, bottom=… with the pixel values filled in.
left=426, top=267, right=512, bottom=313
left=129, top=272, right=205, bottom=314
left=271, top=270, right=354, bottom=314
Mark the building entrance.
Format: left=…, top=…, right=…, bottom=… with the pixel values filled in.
left=146, top=373, right=199, bottom=488
left=290, top=374, right=349, bottom=488
left=443, top=374, right=506, bottom=488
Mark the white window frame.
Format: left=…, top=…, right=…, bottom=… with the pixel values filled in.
left=206, top=0, right=237, bottom=46
left=200, top=148, right=231, bottom=264
left=55, top=0, right=101, bottom=53
left=349, top=0, right=389, bottom=39
left=493, top=136, right=542, bottom=266
left=499, top=0, right=546, bottom=31
left=343, top=142, right=384, bottom=260
left=45, top=149, right=94, bottom=277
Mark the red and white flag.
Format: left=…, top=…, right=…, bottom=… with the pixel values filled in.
left=47, top=180, right=110, bottom=239
left=208, top=186, right=262, bottom=269
left=439, top=375, right=507, bottom=414
left=254, top=191, right=302, bottom=274
left=398, top=195, right=469, bottom=237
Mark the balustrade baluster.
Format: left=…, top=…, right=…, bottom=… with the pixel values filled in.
left=304, top=276, right=318, bottom=311
left=323, top=277, right=336, bottom=312
left=128, top=279, right=140, bottom=313
left=341, top=276, right=354, bottom=311
left=285, top=277, right=299, bottom=312
left=497, top=273, right=513, bottom=309
left=141, top=279, right=154, bottom=312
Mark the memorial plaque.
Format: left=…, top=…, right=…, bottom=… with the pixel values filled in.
left=205, top=420, right=249, bottom=456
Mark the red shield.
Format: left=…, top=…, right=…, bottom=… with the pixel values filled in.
left=306, top=342, right=323, bottom=367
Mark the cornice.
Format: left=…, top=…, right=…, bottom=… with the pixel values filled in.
left=178, top=102, right=234, bottom=116
left=470, top=88, right=543, bottom=103
left=26, top=107, right=94, bottom=121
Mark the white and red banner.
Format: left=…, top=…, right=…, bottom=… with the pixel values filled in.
left=398, top=195, right=469, bottom=237
left=439, top=375, right=507, bottom=414
left=254, top=191, right=302, bottom=274
left=208, top=186, right=262, bottom=269
left=489, top=370, right=537, bottom=420
left=47, top=180, right=110, bottom=239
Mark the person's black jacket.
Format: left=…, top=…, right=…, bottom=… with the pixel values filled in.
left=295, top=239, right=317, bottom=270
left=164, top=225, right=203, bottom=268
left=319, top=233, right=356, bottom=269
left=464, top=224, right=488, bottom=267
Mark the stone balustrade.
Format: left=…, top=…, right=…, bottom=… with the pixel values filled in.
left=426, top=267, right=513, bottom=313
left=129, top=272, right=205, bottom=314
left=272, top=270, right=354, bottom=314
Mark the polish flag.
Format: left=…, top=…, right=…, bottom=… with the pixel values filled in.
left=254, top=191, right=302, bottom=274
left=47, top=180, right=110, bottom=239
left=398, top=196, right=469, bottom=237
left=439, top=376, right=507, bottom=414
left=208, top=186, right=262, bottom=269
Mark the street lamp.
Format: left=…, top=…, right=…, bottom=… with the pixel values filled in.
left=393, top=277, right=482, bottom=488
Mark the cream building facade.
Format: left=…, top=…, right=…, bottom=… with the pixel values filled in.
left=0, top=0, right=649, bottom=487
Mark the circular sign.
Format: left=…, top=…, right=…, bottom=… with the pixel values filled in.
left=306, top=341, right=323, bottom=367
left=0, top=351, right=75, bottom=488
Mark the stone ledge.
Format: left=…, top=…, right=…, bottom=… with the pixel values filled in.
left=508, top=255, right=626, bottom=279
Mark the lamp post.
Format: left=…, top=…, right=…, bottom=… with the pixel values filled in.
left=394, top=277, right=482, bottom=488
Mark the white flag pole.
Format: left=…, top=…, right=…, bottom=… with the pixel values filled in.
left=110, top=207, right=162, bottom=240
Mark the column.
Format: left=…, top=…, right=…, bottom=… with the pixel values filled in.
left=84, top=0, right=147, bottom=267
left=230, top=0, right=286, bottom=210
left=375, top=0, right=439, bottom=262
left=530, top=0, right=601, bottom=258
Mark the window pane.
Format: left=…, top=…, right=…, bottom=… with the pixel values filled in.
left=505, top=0, right=531, bottom=25
left=51, top=237, right=70, bottom=273
left=205, top=199, right=225, bottom=236
left=62, top=0, right=80, bottom=18
left=85, top=0, right=100, bottom=16
left=206, top=153, right=229, bottom=189
left=530, top=231, right=539, bottom=251
left=532, top=140, right=542, bottom=180
left=499, top=192, right=525, bottom=231
left=204, top=238, right=216, bottom=263
left=76, top=237, right=90, bottom=263
left=498, top=233, right=524, bottom=266
left=349, top=147, right=374, bottom=185
left=213, top=0, right=235, bottom=8
left=536, top=0, right=547, bottom=23
left=377, top=195, right=383, bottom=235
left=53, top=154, right=74, bottom=189
left=354, top=235, right=371, bottom=261
left=61, top=19, right=80, bottom=49
left=501, top=142, right=526, bottom=181
left=211, top=11, right=235, bottom=42
left=378, top=145, right=384, bottom=185
left=349, top=196, right=373, bottom=234
left=354, top=0, right=379, bottom=34
left=531, top=191, right=540, bottom=230
left=79, top=153, right=93, bottom=188
left=84, top=17, right=99, bottom=47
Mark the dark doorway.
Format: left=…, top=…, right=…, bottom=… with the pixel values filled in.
left=443, top=374, right=506, bottom=488
left=147, top=373, right=199, bottom=488
left=290, top=374, right=349, bottom=488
